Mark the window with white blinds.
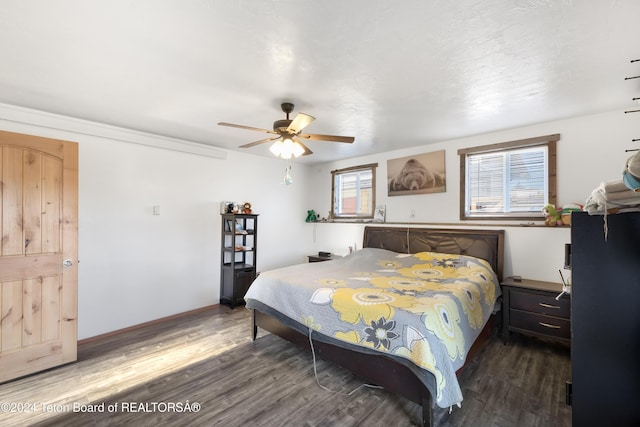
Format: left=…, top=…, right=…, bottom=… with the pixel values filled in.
left=331, top=163, right=377, bottom=219
left=459, top=135, right=558, bottom=220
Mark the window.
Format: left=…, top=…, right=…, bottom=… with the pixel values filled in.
left=331, top=163, right=377, bottom=219
left=458, top=134, right=558, bottom=220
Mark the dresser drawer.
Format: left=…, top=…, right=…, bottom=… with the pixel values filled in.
left=510, top=289, right=570, bottom=319
left=510, top=310, right=571, bottom=340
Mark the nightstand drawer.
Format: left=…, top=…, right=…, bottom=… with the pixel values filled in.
left=510, top=289, right=570, bottom=319
left=510, top=310, right=571, bottom=340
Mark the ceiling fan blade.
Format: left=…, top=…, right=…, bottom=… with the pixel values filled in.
left=239, top=136, right=281, bottom=148
left=287, top=113, right=315, bottom=134
left=218, top=122, right=278, bottom=135
left=293, top=137, right=313, bottom=156
left=298, top=133, right=355, bottom=143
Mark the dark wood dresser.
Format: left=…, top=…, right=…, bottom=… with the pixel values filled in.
left=501, top=277, right=570, bottom=345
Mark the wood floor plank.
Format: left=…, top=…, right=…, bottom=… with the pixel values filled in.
left=0, top=305, right=571, bottom=426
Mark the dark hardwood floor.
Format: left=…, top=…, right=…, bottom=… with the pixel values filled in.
left=0, top=305, right=571, bottom=426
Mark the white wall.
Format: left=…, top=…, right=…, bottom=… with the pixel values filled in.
left=2, top=106, right=637, bottom=339
left=0, top=105, right=315, bottom=339
left=306, top=109, right=640, bottom=283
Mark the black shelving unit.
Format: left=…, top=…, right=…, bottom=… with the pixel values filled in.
left=220, top=213, right=258, bottom=308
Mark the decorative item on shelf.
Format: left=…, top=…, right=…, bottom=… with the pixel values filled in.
left=225, top=202, right=241, bottom=214
left=243, top=202, right=252, bottom=214
left=542, top=204, right=564, bottom=226
left=560, top=203, right=583, bottom=225
left=221, top=201, right=233, bottom=214
left=305, top=209, right=317, bottom=222
left=373, top=205, right=386, bottom=222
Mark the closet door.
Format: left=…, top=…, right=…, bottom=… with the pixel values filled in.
left=571, top=212, right=640, bottom=426
left=0, top=130, right=78, bottom=382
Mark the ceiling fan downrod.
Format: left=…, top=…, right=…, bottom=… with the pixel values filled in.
left=281, top=102, right=294, bottom=120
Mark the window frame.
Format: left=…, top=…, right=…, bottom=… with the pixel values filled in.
left=331, top=163, right=377, bottom=220
left=458, top=134, right=558, bottom=221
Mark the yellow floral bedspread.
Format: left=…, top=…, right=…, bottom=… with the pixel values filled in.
left=244, top=247, right=501, bottom=408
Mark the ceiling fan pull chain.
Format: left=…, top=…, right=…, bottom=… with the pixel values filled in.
left=283, top=159, right=293, bottom=186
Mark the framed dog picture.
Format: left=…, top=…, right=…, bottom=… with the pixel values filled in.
left=387, top=150, right=446, bottom=196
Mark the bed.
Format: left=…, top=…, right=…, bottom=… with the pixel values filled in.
left=245, top=226, right=504, bottom=427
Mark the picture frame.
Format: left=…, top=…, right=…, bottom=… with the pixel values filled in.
left=387, top=150, right=446, bottom=196
left=221, top=201, right=233, bottom=214
left=373, top=205, right=386, bottom=223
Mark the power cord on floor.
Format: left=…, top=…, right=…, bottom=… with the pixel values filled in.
left=307, top=327, right=383, bottom=395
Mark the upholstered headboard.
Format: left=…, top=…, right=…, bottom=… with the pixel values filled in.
left=363, top=226, right=505, bottom=281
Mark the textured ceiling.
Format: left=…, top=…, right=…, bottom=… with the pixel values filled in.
left=0, top=0, right=639, bottom=163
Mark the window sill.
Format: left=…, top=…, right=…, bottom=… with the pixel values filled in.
left=308, top=220, right=570, bottom=228
left=314, top=219, right=376, bottom=223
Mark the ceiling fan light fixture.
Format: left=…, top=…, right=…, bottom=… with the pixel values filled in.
left=269, top=140, right=283, bottom=157
left=270, top=137, right=304, bottom=159
left=220, top=102, right=354, bottom=157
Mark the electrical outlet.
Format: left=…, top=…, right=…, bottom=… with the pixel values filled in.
left=409, top=209, right=415, bottom=218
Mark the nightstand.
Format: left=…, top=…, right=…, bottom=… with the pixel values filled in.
left=501, top=277, right=570, bottom=345
left=307, top=254, right=340, bottom=263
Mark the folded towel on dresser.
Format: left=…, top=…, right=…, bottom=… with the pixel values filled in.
left=584, top=180, right=640, bottom=215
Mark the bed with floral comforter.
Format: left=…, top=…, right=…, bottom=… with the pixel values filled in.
left=244, top=247, right=501, bottom=408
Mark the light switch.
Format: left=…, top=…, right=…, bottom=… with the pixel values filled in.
left=153, top=205, right=160, bottom=215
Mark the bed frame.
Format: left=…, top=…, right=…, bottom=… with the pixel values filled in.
left=251, top=226, right=505, bottom=427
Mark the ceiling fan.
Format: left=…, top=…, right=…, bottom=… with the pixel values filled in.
left=217, top=102, right=354, bottom=158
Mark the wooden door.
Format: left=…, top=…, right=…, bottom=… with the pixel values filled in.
left=0, top=130, right=78, bottom=382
